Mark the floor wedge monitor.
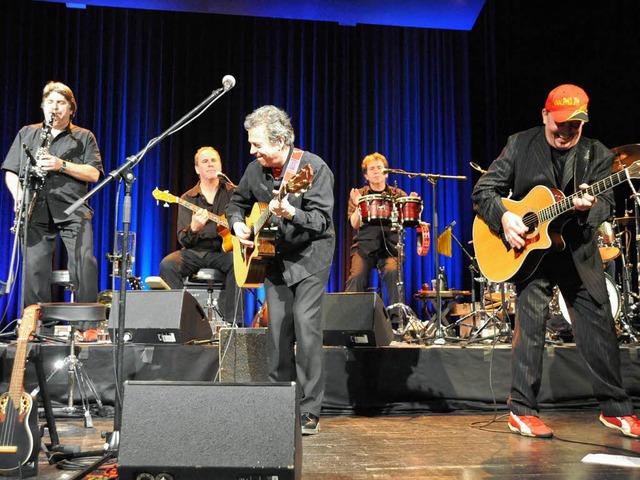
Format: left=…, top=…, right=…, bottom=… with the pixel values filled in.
left=108, top=290, right=212, bottom=343
left=322, top=292, right=393, bottom=346
left=118, top=381, right=301, bottom=480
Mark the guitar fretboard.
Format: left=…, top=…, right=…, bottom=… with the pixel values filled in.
left=538, top=166, right=636, bottom=225
left=176, top=198, right=229, bottom=228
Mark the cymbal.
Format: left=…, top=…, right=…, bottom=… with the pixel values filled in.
left=611, top=144, right=640, bottom=172
left=615, top=216, right=635, bottom=226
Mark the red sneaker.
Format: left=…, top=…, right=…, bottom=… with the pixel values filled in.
left=599, top=413, right=640, bottom=438
left=508, top=412, right=553, bottom=438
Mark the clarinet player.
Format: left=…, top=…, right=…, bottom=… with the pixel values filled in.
left=2, top=82, right=103, bottom=334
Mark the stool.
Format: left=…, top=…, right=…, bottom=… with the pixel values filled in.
left=39, top=302, right=106, bottom=428
left=184, top=268, right=227, bottom=331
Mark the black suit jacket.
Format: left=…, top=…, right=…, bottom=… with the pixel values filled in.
left=472, top=126, right=615, bottom=304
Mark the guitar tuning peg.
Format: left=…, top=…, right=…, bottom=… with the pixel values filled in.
left=163, top=202, right=169, bottom=208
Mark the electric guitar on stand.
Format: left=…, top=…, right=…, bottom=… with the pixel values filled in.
left=0, top=305, right=41, bottom=474
left=152, top=188, right=233, bottom=253
left=473, top=159, right=640, bottom=283
left=232, top=164, right=314, bottom=288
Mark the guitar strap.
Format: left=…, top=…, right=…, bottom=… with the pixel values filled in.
left=279, top=148, right=305, bottom=197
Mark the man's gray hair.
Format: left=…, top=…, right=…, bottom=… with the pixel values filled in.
left=244, top=105, right=295, bottom=146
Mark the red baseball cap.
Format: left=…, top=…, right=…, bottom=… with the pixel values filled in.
left=545, top=84, right=589, bottom=123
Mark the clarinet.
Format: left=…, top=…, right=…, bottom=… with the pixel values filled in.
left=13, top=113, right=55, bottom=231
left=32, top=112, right=54, bottom=183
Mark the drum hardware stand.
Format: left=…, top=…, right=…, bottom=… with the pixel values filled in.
left=388, top=201, right=425, bottom=342
left=465, top=280, right=513, bottom=344
left=613, top=219, right=639, bottom=343
left=61, top=77, right=236, bottom=479
left=384, top=168, right=466, bottom=344
left=426, top=227, right=480, bottom=341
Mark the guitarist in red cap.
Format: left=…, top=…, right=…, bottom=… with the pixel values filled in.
left=472, top=84, right=640, bottom=439
left=226, top=105, right=335, bottom=436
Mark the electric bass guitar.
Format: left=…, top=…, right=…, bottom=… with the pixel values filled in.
left=473, top=159, right=640, bottom=284
left=0, top=305, right=41, bottom=473
left=152, top=188, right=233, bottom=252
left=232, top=164, right=314, bottom=288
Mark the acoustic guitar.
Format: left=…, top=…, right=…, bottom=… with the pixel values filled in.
left=473, top=159, right=640, bottom=284
left=152, top=188, right=233, bottom=253
left=0, top=305, right=41, bottom=473
left=232, top=164, right=314, bottom=288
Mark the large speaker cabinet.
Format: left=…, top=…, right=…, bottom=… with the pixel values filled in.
left=322, top=292, right=394, bottom=347
left=108, top=290, right=212, bottom=343
left=118, top=381, right=301, bottom=480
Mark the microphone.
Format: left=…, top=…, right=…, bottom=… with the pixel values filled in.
left=216, top=171, right=238, bottom=188
left=442, top=220, right=457, bottom=231
left=22, top=144, right=38, bottom=167
left=222, top=75, right=236, bottom=91
left=382, top=168, right=403, bottom=174
left=469, top=162, right=487, bottom=174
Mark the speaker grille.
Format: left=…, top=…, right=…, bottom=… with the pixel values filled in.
left=118, top=381, right=301, bottom=480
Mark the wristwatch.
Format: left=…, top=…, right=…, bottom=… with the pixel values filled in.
left=60, top=161, right=67, bottom=172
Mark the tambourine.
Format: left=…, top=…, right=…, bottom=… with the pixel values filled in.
left=416, top=221, right=430, bottom=256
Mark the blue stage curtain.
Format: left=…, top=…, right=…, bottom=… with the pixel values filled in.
left=0, top=1, right=473, bottom=327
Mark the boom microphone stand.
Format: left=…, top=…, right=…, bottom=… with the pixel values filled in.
left=63, top=75, right=236, bottom=478
left=384, top=168, right=466, bottom=344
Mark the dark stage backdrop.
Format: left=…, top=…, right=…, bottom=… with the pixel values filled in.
left=0, top=1, right=474, bottom=327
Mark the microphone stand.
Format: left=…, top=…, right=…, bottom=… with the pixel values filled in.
left=63, top=82, right=234, bottom=478
left=386, top=169, right=466, bottom=343
left=1, top=146, right=43, bottom=313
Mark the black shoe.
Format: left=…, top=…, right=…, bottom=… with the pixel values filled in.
left=301, top=413, right=319, bottom=435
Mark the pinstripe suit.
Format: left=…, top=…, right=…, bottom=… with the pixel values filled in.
left=472, top=126, right=633, bottom=417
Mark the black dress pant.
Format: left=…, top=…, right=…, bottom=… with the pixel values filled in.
left=264, top=267, right=330, bottom=418
left=509, top=251, right=633, bottom=417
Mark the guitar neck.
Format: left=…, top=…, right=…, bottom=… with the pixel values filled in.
left=252, top=184, right=294, bottom=234
left=541, top=168, right=630, bottom=223
left=8, top=337, right=28, bottom=405
left=177, top=198, right=228, bottom=228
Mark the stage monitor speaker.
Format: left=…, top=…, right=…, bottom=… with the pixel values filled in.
left=322, top=292, right=393, bottom=347
left=219, top=327, right=269, bottom=382
left=108, top=290, right=212, bottom=344
left=118, top=381, right=301, bottom=480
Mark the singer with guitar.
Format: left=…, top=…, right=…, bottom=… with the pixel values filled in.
left=159, top=146, right=242, bottom=325
left=2, top=82, right=103, bottom=337
left=226, top=106, right=335, bottom=436
left=472, top=84, right=639, bottom=439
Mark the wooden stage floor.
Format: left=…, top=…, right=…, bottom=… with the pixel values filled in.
left=23, top=410, right=640, bottom=479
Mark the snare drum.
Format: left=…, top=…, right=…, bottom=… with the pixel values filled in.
left=395, top=196, right=423, bottom=227
left=357, top=194, right=393, bottom=224
left=595, top=222, right=620, bottom=263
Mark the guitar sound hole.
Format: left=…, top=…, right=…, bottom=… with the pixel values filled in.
left=521, top=212, right=538, bottom=235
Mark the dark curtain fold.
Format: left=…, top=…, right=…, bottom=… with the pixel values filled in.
left=0, top=1, right=473, bottom=326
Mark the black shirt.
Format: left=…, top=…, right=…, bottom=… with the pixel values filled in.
left=177, top=181, right=235, bottom=257
left=347, top=185, right=407, bottom=256
left=225, top=148, right=335, bottom=286
left=2, top=122, right=103, bottom=222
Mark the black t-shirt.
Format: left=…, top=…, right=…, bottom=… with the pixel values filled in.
left=348, top=185, right=406, bottom=257
left=2, top=122, right=103, bottom=222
